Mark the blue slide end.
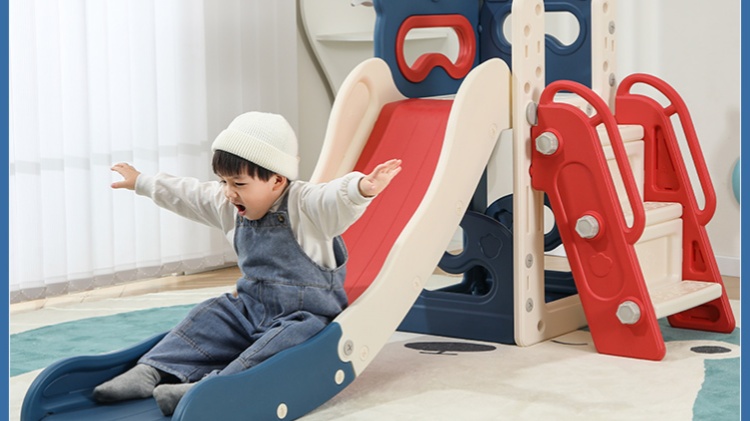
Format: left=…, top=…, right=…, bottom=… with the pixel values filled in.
left=22, top=324, right=353, bottom=421
left=21, top=333, right=167, bottom=421
left=173, top=323, right=353, bottom=421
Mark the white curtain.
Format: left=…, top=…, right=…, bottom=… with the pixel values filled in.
left=9, top=0, right=298, bottom=302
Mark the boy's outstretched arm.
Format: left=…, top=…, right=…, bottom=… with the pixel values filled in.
left=111, top=162, right=142, bottom=190
left=358, top=158, right=402, bottom=198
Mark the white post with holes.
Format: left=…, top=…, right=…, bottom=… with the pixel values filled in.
left=511, top=0, right=588, bottom=347
left=591, top=0, right=617, bottom=109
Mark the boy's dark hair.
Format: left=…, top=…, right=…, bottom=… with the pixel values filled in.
left=212, top=150, right=275, bottom=181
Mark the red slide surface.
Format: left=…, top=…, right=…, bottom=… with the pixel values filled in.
left=342, top=98, right=453, bottom=303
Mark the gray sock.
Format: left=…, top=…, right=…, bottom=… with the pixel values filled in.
left=93, top=364, right=162, bottom=402
left=153, top=382, right=195, bottom=416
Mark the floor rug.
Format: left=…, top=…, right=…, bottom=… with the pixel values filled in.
left=308, top=322, right=740, bottom=421
left=11, top=304, right=740, bottom=420
left=10, top=304, right=193, bottom=377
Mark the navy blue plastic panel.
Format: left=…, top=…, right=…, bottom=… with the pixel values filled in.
left=43, top=400, right=169, bottom=421
left=398, top=210, right=516, bottom=344
left=479, top=0, right=592, bottom=87
left=21, top=333, right=166, bottom=421
left=544, top=270, right=577, bottom=303
left=399, top=194, right=579, bottom=344
left=479, top=0, right=513, bottom=69
left=173, top=323, right=353, bottom=421
left=485, top=193, right=562, bottom=252
left=373, top=0, right=479, bottom=98
left=485, top=194, right=577, bottom=303
left=23, top=324, right=353, bottom=421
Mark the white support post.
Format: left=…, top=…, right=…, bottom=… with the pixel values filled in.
left=591, top=0, right=617, bottom=110
left=512, top=0, right=587, bottom=347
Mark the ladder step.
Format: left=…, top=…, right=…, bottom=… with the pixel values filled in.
left=650, top=280, right=723, bottom=319
left=625, top=201, right=682, bottom=227
left=553, top=93, right=644, bottom=143
left=596, top=124, right=644, bottom=144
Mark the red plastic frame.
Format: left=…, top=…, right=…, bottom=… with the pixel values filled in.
left=395, top=14, right=476, bottom=83
left=616, top=74, right=716, bottom=224
left=615, top=73, right=734, bottom=334
left=539, top=80, right=646, bottom=243
left=531, top=80, right=664, bottom=360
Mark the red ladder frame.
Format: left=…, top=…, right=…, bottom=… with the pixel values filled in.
left=615, top=74, right=735, bottom=333
left=530, top=80, right=666, bottom=360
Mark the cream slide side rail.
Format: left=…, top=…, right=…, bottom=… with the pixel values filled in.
left=332, top=58, right=511, bottom=376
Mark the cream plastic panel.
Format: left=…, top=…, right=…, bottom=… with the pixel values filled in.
left=635, top=217, right=721, bottom=319
left=512, top=0, right=587, bottom=348
left=638, top=218, right=721, bottom=320
left=591, top=0, right=617, bottom=109
left=310, top=58, right=405, bottom=183
left=329, top=58, right=511, bottom=375
left=603, top=139, right=645, bottom=215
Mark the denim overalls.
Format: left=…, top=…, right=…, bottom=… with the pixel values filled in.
left=139, top=192, right=349, bottom=383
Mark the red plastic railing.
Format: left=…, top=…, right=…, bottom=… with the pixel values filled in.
left=539, top=80, right=646, bottom=244
left=616, top=73, right=716, bottom=225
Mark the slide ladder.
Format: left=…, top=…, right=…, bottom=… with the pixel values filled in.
left=529, top=78, right=734, bottom=361
left=614, top=73, right=735, bottom=334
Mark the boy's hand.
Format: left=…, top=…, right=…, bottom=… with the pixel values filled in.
left=111, top=163, right=141, bottom=190
left=358, top=159, right=402, bottom=198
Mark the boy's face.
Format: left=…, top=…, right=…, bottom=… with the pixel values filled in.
left=218, top=173, right=286, bottom=221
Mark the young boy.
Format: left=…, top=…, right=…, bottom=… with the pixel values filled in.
left=94, top=111, right=401, bottom=415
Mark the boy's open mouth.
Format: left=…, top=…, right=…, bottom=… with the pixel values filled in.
left=234, top=203, right=247, bottom=215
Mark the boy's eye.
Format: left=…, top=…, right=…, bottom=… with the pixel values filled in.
left=235, top=183, right=246, bottom=187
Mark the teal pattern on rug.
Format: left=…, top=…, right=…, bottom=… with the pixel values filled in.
left=659, top=320, right=740, bottom=421
left=10, top=305, right=740, bottom=421
left=10, top=305, right=193, bottom=377
left=694, top=358, right=740, bottom=421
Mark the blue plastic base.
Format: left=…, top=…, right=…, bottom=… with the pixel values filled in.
left=544, top=270, right=577, bottom=303
left=173, top=323, right=354, bottom=421
left=398, top=210, right=517, bottom=344
left=21, top=333, right=167, bottom=421
left=398, top=204, right=578, bottom=345
left=42, top=399, right=169, bottom=421
left=21, top=324, right=354, bottom=421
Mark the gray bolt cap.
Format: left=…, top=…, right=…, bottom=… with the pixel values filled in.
left=617, top=301, right=641, bottom=324
left=535, top=132, right=559, bottom=155
left=575, top=215, right=600, bottom=239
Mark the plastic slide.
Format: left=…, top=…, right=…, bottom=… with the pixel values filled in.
left=21, top=57, right=510, bottom=420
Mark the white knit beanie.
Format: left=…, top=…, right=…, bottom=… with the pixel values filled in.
left=211, top=112, right=300, bottom=180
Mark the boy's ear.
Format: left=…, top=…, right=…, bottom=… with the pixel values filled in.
left=271, top=174, right=287, bottom=190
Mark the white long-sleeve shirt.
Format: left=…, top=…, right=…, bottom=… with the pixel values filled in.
left=135, top=172, right=373, bottom=269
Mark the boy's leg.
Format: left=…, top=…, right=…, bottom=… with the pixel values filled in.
left=219, top=311, right=327, bottom=376
left=153, top=383, right=196, bottom=416
left=93, top=364, right=162, bottom=402
left=139, top=294, right=258, bottom=383
left=151, top=313, right=326, bottom=414
left=94, top=293, right=257, bottom=404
